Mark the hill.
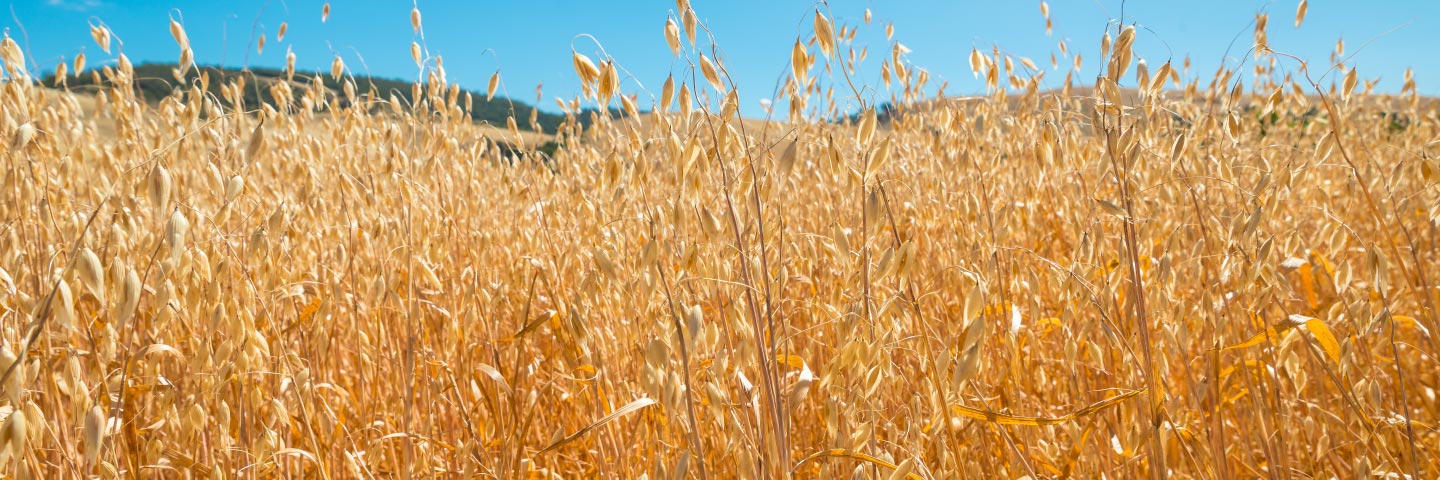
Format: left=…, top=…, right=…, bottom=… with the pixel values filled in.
left=40, top=62, right=625, bottom=134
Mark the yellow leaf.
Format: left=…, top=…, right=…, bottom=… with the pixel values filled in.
left=1391, top=315, right=1432, bottom=337
left=1223, top=315, right=1342, bottom=364
left=1223, top=387, right=1249, bottom=406
left=1219, top=360, right=1265, bottom=380
left=299, top=296, right=323, bottom=324
left=1035, top=317, right=1063, bottom=335
left=1309, top=251, right=1336, bottom=277
left=1301, top=318, right=1341, bottom=363
left=1221, top=324, right=1294, bottom=351
left=776, top=354, right=807, bottom=369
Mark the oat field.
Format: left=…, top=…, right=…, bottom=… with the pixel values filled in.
left=0, top=1, right=1437, bottom=478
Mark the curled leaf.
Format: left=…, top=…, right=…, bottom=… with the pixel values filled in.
left=540, top=397, right=656, bottom=453
left=476, top=363, right=512, bottom=394
left=793, top=449, right=924, bottom=480
left=949, top=389, right=1145, bottom=426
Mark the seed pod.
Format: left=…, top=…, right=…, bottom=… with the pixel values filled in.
left=76, top=247, right=105, bottom=305
left=91, top=25, right=111, bottom=53
left=0, top=34, right=26, bottom=78
left=792, top=40, right=808, bottom=84
left=684, top=304, right=703, bottom=347
left=700, top=54, right=722, bottom=91
left=118, top=267, right=140, bottom=327
left=487, top=71, right=500, bottom=101
left=660, top=74, right=674, bottom=112
left=148, top=164, right=172, bottom=216
left=225, top=175, right=244, bottom=202
left=678, top=82, right=691, bottom=117
left=331, top=55, right=344, bottom=81
left=664, top=18, right=681, bottom=55
left=813, top=11, right=834, bottom=59
left=83, top=406, right=104, bottom=466
left=11, top=123, right=34, bottom=152
left=682, top=8, right=697, bottom=45
left=53, top=279, right=75, bottom=331
left=572, top=52, right=599, bottom=90
left=596, top=60, right=616, bottom=103
left=245, top=120, right=266, bottom=165
left=168, top=210, right=190, bottom=263
left=6, top=409, right=26, bottom=456
left=169, top=18, right=188, bottom=49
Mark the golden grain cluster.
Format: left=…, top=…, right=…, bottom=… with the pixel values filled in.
left=0, top=1, right=1436, bottom=478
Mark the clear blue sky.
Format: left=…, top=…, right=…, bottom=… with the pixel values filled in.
left=3, top=1, right=1437, bottom=118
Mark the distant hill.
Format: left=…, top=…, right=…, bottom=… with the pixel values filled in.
left=865, top=85, right=1438, bottom=126
left=42, top=63, right=626, bottom=133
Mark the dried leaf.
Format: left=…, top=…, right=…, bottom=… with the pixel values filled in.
left=540, top=397, right=657, bottom=453
left=793, top=449, right=925, bottom=479
left=949, top=389, right=1145, bottom=426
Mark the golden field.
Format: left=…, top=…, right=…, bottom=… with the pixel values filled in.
left=0, top=1, right=1437, bottom=478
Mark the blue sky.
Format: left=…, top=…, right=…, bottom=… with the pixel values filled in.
left=3, top=1, right=1437, bottom=118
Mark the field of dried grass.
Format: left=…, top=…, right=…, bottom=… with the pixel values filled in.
left=0, top=1, right=1437, bottom=478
